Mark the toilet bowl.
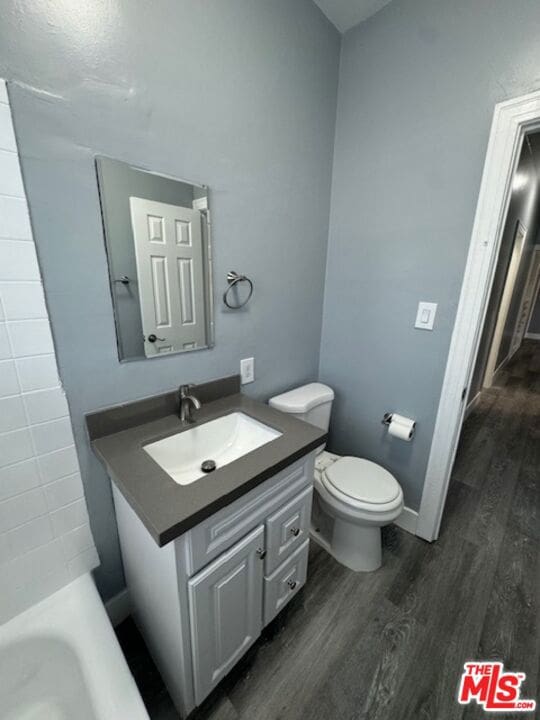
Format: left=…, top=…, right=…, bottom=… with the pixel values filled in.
left=313, top=451, right=403, bottom=571
left=269, top=384, right=404, bottom=572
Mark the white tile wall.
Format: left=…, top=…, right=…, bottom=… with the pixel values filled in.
left=16, top=354, right=60, bottom=392
left=0, top=394, right=27, bottom=432
left=8, top=515, right=53, bottom=557
left=7, top=319, right=54, bottom=357
left=37, top=446, right=79, bottom=483
left=0, top=428, right=34, bottom=466
left=31, top=417, right=75, bottom=455
left=0, top=104, right=17, bottom=153
left=0, top=79, right=98, bottom=623
left=0, top=323, right=11, bottom=359
left=0, top=359, right=20, bottom=396
left=0, top=459, right=40, bottom=501
left=0, top=239, right=41, bottom=280
left=0, top=148, right=25, bottom=197
left=0, top=282, right=47, bottom=319
left=23, top=388, right=69, bottom=425
left=0, top=196, right=32, bottom=239
left=44, top=473, right=85, bottom=512
left=50, top=499, right=89, bottom=537
left=0, top=488, right=48, bottom=531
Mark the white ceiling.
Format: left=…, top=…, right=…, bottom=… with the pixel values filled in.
left=313, top=0, right=392, bottom=33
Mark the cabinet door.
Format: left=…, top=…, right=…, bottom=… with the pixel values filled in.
left=188, top=525, right=265, bottom=704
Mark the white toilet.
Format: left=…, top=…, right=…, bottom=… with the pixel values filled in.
left=269, top=383, right=404, bottom=572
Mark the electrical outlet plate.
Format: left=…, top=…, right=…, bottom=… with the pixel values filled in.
left=240, top=357, right=255, bottom=384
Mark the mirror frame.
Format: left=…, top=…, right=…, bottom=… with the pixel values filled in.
left=96, top=156, right=215, bottom=363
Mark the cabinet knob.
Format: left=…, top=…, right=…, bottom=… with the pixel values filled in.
left=287, top=580, right=297, bottom=590
left=256, top=548, right=267, bottom=560
left=290, top=527, right=300, bottom=537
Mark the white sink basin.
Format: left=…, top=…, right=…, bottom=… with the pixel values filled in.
left=143, top=412, right=282, bottom=486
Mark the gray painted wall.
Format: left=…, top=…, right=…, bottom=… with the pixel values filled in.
left=319, top=0, right=540, bottom=510
left=0, top=0, right=340, bottom=600
left=469, top=139, right=540, bottom=399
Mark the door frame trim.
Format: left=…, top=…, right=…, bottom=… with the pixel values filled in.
left=417, top=89, right=540, bottom=542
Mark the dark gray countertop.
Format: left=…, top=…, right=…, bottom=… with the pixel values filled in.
left=91, top=391, right=326, bottom=546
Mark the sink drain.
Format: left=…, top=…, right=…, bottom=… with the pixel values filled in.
left=201, top=459, right=217, bottom=473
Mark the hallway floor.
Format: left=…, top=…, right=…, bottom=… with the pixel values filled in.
left=116, top=341, right=540, bottom=720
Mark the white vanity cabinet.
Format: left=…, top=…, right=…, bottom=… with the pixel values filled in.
left=112, top=450, right=315, bottom=718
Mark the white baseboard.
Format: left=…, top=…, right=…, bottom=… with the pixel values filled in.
left=105, top=588, right=130, bottom=627
left=525, top=332, right=540, bottom=340
left=393, top=506, right=418, bottom=535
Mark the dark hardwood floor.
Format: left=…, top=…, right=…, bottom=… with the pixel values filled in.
left=116, top=341, right=540, bottom=720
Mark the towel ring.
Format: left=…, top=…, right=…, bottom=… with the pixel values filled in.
left=223, top=271, right=254, bottom=309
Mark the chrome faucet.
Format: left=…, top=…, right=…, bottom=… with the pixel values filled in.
left=178, top=384, right=201, bottom=424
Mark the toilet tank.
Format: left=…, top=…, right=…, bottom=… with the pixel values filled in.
left=269, top=383, right=334, bottom=439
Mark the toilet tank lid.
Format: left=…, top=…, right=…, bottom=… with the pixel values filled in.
left=269, top=383, right=334, bottom=413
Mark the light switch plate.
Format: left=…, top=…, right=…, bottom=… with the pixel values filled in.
left=240, top=357, right=255, bottom=384
left=415, top=302, right=438, bottom=331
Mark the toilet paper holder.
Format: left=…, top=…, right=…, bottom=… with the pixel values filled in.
left=381, top=412, right=417, bottom=441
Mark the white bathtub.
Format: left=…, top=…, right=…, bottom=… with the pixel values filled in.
left=0, top=573, right=149, bottom=720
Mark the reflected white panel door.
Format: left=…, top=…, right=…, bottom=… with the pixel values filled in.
left=483, top=221, right=527, bottom=388
left=510, top=246, right=540, bottom=356
left=130, top=197, right=206, bottom=357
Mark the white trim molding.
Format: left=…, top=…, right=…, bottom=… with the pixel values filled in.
left=192, top=196, right=208, bottom=211
left=393, top=506, right=418, bottom=536
left=417, top=89, right=540, bottom=542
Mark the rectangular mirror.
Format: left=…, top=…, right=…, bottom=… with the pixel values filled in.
left=96, top=157, right=213, bottom=361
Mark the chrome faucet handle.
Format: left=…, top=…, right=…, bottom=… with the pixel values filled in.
left=179, top=383, right=195, bottom=397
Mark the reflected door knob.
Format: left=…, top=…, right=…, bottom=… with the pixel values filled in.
left=114, top=275, right=130, bottom=285
left=147, top=334, right=165, bottom=343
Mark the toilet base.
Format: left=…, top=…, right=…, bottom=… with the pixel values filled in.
left=310, top=520, right=382, bottom=572
left=331, top=519, right=382, bottom=572
left=312, top=489, right=386, bottom=572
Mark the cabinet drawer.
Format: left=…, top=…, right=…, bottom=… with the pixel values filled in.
left=264, top=539, right=309, bottom=626
left=185, top=453, right=315, bottom=575
left=265, top=486, right=312, bottom=574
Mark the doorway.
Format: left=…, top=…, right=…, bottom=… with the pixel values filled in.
left=467, top=132, right=540, bottom=411
left=417, top=90, right=540, bottom=542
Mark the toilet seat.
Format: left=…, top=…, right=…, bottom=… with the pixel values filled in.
left=320, top=456, right=402, bottom=513
left=325, top=456, right=400, bottom=504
